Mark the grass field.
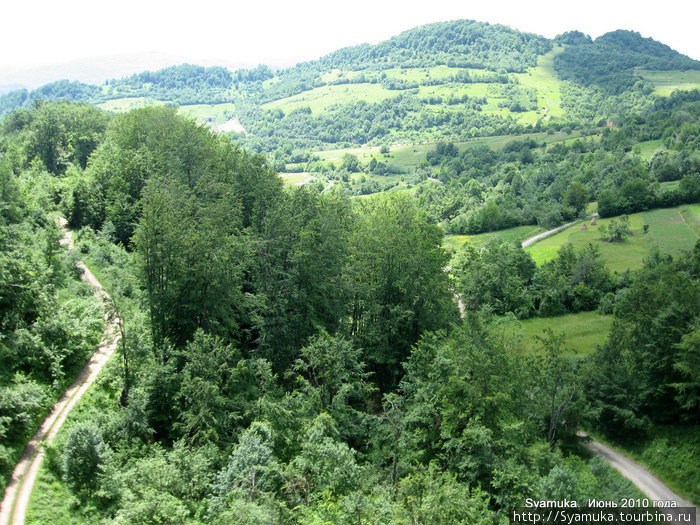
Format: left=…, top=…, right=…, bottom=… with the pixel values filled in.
left=320, top=65, right=470, bottom=85
left=97, top=97, right=167, bottom=112
left=525, top=205, right=700, bottom=272
left=636, top=139, right=664, bottom=160
left=97, top=98, right=238, bottom=125
left=444, top=224, right=543, bottom=252
left=514, top=47, right=565, bottom=119
left=638, top=70, right=700, bottom=96
left=279, top=172, right=315, bottom=186
left=265, top=49, right=566, bottom=129
left=519, top=311, right=614, bottom=356
left=178, top=102, right=237, bottom=123
left=262, top=83, right=395, bottom=113
left=314, top=131, right=584, bottom=170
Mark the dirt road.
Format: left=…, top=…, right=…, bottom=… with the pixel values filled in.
left=0, top=219, right=121, bottom=525
left=578, top=432, right=696, bottom=522
left=521, top=213, right=598, bottom=248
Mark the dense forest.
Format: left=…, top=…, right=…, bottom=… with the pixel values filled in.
left=0, top=96, right=697, bottom=523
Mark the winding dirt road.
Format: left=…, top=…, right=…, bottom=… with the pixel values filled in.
left=0, top=219, right=121, bottom=525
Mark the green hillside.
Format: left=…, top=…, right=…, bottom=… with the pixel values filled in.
left=2, top=20, right=698, bottom=155
left=520, top=311, right=614, bottom=356
left=526, top=205, right=700, bottom=272
left=1, top=19, right=699, bottom=522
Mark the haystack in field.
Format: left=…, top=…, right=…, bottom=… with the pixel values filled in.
left=590, top=216, right=597, bottom=226
left=581, top=223, right=588, bottom=231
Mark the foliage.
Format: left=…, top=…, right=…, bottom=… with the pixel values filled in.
left=555, top=30, right=699, bottom=94
left=63, top=423, right=110, bottom=496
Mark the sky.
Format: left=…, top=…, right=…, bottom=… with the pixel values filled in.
left=1, top=0, right=698, bottom=72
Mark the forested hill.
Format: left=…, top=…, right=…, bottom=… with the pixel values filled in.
left=555, top=29, right=700, bottom=94
left=1, top=20, right=698, bottom=117
left=314, top=20, right=551, bottom=72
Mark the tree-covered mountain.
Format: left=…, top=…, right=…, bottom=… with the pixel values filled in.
left=555, top=30, right=700, bottom=94
left=1, top=20, right=697, bottom=120
left=317, top=20, right=552, bottom=72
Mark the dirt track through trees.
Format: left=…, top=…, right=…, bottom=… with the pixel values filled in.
left=0, top=219, right=121, bottom=525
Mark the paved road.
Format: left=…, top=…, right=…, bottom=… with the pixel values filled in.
left=0, top=219, right=121, bottom=525
left=521, top=213, right=598, bottom=248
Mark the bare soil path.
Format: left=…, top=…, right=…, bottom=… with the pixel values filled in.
left=0, top=218, right=121, bottom=525
left=578, top=432, right=696, bottom=522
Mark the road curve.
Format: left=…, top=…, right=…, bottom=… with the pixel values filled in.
left=521, top=213, right=598, bottom=248
left=578, top=432, right=696, bottom=519
left=0, top=219, right=121, bottom=525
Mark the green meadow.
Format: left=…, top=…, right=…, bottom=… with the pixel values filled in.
left=314, top=130, right=584, bottom=170
left=279, top=172, right=315, bottom=187
left=262, top=83, right=395, bottom=113
left=264, top=49, right=566, bottom=127
left=97, top=98, right=239, bottom=126
left=97, top=97, right=167, bottom=112
left=514, top=47, right=565, bottom=119
left=525, top=205, right=700, bottom=272
left=444, top=224, right=543, bottom=252
left=635, top=139, right=664, bottom=160
left=638, top=69, right=700, bottom=96
left=177, top=102, right=237, bottom=123
left=519, top=311, right=614, bottom=356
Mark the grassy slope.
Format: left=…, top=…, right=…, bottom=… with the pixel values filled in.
left=444, top=224, right=543, bottom=252
left=262, top=82, right=395, bottom=113
left=264, top=48, right=565, bottom=126
left=279, top=172, right=315, bottom=186
left=97, top=98, right=237, bottom=124
left=314, top=130, right=584, bottom=170
left=526, top=205, right=700, bottom=272
left=97, top=97, right=167, bottom=112
left=636, top=139, right=664, bottom=160
left=514, top=46, right=565, bottom=119
left=519, top=311, right=613, bottom=356
left=637, top=70, right=700, bottom=96
left=178, top=102, right=237, bottom=123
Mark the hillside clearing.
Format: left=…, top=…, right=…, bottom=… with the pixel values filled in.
left=519, top=311, right=614, bottom=356
left=444, top=225, right=543, bottom=252
left=525, top=205, right=700, bottom=272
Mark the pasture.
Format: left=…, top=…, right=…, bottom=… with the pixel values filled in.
left=638, top=70, right=700, bottom=96
left=262, top=48, right=568, bottom=130
left=519, top=311, right=614, bottom=356
left=444, top=225, right=543, bottom=252
left=97, top=97, right=166, bottom=112
left=525, top=205, right=700, bottom=272
left=178, top=102, right=237, bottom=123
left=314, top=130, right=584, bottom=170
left=636, top=139, right=664, bottom=160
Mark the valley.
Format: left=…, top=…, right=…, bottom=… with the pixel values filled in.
left=0, top=17, right=698, bottom=525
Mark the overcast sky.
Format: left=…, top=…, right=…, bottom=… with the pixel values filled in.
left=2, top=0, right=697, bottom=71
